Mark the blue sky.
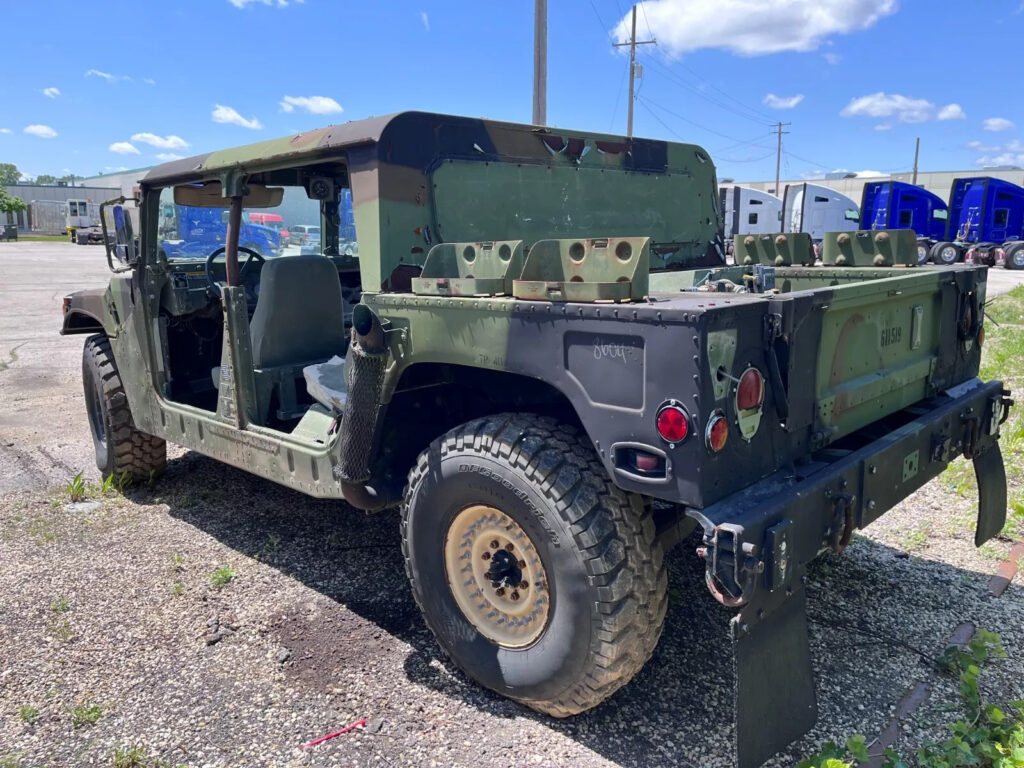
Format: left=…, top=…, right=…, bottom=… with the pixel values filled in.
left=1, top=0, right=1022, bottom=183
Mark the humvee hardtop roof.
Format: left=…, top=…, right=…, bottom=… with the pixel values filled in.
left=141, top=111, right=710, bottom=185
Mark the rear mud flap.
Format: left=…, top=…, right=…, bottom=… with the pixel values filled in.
left=733, top=584, right=817, bottom=768
left=973, top=442, right=1007, bottom=546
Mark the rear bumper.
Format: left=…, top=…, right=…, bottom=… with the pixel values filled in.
left=688, top=376, right=1010, bottom=609
left=686, top=377, right=1011, bottom=768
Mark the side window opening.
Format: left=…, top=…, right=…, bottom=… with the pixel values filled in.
left=898, top=210, right=913, bottom=227
left=814, top=195, right=829, bottom=203
left=748, top=212, right=758, bottom=225
left=994, top=208, right=1009, bottom=227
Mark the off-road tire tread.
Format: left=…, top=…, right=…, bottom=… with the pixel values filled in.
left=84, top=334, right=167, bottom=481
left=401, top=412, right=667, bottom=717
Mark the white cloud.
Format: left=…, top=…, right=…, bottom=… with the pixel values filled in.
left=131, top=132, right=190, bottom=150
left=85, top=68, right=115, bottom=80
left=830, top=168, right=885, bottom=177
left=212, top=104, right=263, bottom=130
left=763, top=93, right=803, bottom=109
left=278, top=95, right=343, bottom=115
left=156, top=153, right=184, bottom=161
left=983, top=117, right=1015, bottom=132
left=144, top=78, right=156, bottom=85
left=973, top=139, right=1024, bottom=167
left=109, top=142, right=140, bottom=155
left=43, top=87, right=60, bottom=98
left=24, top=124, right=57, bottom=139
left=840, top=92, right=934, bottom=123
left=0, top=128, right=12, bottom=134
left=937, top=103, right=966, bottom=121
left=420, top=11, right=429, bottom=31
left=822, top=52, right=842, bottom=65
left=612, top=0, right=896, bottom=56
left=873, top=124, right=893, bottom=131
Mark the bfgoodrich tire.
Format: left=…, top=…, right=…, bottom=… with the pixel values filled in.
left=82, top=334, right=166, bottom=482
left=401, top=413, right=667, bottom=717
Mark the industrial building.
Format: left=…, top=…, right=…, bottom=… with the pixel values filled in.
left=1, top=183, right=119, bottom=233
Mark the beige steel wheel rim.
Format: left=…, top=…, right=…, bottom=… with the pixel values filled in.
left=443, top=504, right=550, bottom=648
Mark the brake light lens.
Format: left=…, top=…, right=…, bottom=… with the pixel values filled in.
left=965, top=248, right=976, bottom=264
left=706, top=412, right=728, bottom=452
left=978, top=325, right=985, bottom=348
left=656, top=404, right=689, bottom=444
left=995, top=248, right=1006, bottom=266
left=736, top=368, right=765, bottom=411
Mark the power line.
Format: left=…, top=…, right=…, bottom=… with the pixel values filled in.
left=637, top=95, right=770, bottom=147
left=609, top=59, right=629, bottom=131
left=641, top=55, right=775, bottom=127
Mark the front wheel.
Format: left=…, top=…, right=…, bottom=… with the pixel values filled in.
left=402, top=413, right=667, bottom=716
left=82, top=335, right=166, bottom=482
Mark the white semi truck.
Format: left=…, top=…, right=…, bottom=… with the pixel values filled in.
left=783, top=182, right=860, bottom=244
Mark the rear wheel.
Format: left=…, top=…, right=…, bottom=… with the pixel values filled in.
left=916, top=239, right=930, bottom=265
left=1005, top=242, right=1024, bottom=270
left=931, top=241, right=961, bottom=265
left=82, top=335, right=166, bottom=482
left=402, top=413, right=667, bottom=716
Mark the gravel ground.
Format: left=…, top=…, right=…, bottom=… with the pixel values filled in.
left=1, top=242, right=1022, bottom=767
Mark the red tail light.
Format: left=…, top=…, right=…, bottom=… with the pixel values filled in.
left=736, top=368, right=765, bottom=411
left=995, top=248, right=1006, bottom=266
left=656, top=403, right=689, bottom=444
left=706, top=412, right=728, bottom=452
left=965, top=248, right=977, bottom=264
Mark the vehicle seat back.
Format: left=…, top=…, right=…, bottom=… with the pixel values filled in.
left=250, top=255, right=348, bottom=369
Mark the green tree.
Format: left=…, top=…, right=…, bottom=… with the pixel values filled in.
left=34, top=174, right=57, bottom=185
left=0, top=163, right=21, bottom=186
left=0, top=188, right=27, bottom=214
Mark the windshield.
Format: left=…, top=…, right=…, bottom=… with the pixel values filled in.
left=157, top=185, right=351, bottom=261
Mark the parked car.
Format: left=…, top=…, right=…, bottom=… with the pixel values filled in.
left=289, top=224, right=320, bottom=245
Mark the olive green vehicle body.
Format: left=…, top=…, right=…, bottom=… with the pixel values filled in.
left=61, top=112, right=1010, bottom=768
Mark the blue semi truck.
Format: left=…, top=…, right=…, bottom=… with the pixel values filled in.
left=861, top=176, right=1024, bottom=268
left=860, top=181, right=949, bottom=265
left=159, top=204, right=282, bottom=260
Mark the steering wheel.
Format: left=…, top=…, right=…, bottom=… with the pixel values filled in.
left=205, top=245, right=264, bottom=296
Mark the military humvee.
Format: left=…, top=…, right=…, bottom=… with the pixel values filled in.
left=62, top=112, right=1011, bottom=768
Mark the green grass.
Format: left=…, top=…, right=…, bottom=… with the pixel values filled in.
left=207, top=565, right=236, bottom=590
left=111, top=745, right=186, bottom=768
left=69, top=701, right=102, bottom=728
left=66, top=471, right=86, bottom=503
left=4, top=234, right=68, bottom=242
left=17, top=705, right=38, bottom=725
left=985, top=284, right=1024, bottom=325
left=50, top=597, right=70, bottom=613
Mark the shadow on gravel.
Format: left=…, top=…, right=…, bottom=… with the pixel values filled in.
left=146, top=450, right=1022, bottom=768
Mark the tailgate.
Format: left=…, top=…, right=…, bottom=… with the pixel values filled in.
left=777, top=267, right=986, bottom=443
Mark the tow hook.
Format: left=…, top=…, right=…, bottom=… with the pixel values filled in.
left=697, top=524, right=764, bottom=608
left=828, top=494, right=855, bottom=554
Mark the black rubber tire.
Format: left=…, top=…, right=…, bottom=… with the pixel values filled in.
left=401, top=413, right=667, bottom=717
left=1004, top=242, right=1024, bottom=270
left=930, top=241, right=961, bottom=265
left=916, top=239, right=930, bottom=266
left=82, top=334, right=166, bottom=482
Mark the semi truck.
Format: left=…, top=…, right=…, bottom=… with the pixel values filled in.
left=720, top=185, right=783, bottom=242
left=29, top=198, right=105, bottom=243
left=860, top=180, right=949, bottom=265
left=782, top=182, right=860, bottom=244
left=159, top=203, right=282, bottom=259
left=939, top=177, right=1024, bottom=269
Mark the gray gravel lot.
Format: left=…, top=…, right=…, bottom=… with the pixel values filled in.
left=1, top=242, right=1022, bottom=768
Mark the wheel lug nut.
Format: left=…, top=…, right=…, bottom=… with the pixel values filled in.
left=518, top=560, right=526, bottom=568
left=495, top=587, right=505, bottom=596
left=505, top=543, right=514, bottom=551
left=482, top=552, right=491, bottom=560
left=511, top=591, right=520, bottom=601
left=490, top=540, right=499, bottom=549
left=519, top=580, right=528, bottom=589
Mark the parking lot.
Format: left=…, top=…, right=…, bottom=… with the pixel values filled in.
left=1, top=241, right=1022, bottom=768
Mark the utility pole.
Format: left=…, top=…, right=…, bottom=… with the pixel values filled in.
left=774, top=121, right=791, bottom=195
left=532, top=0, right=547, bottom=125
left=912, top=137, right=920, bottom=185
left=612, top=5, right=656, bottom=137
